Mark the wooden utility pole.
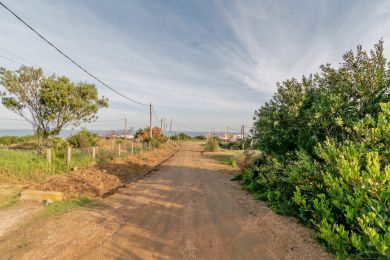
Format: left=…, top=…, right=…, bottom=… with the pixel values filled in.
left=149, top=103, right=152, bottom=139
left=226, top=127, right=229, bottom=139
left=124, top=118, right=128, bottom=139
left=169, top=119, right=172, bottom=140
left=241, top=125, right=245, bottom=150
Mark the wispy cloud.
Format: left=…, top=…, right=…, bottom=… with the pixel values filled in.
left=0, top=0, right=389, bottom=131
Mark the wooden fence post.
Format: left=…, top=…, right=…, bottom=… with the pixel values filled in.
left=118, top=143, right=121, bottom=157
left=46, top=148, right=52, bottom=164
left=92, top=147, right=96, bottom=160
left=131, top=142, right=134, bottom=155
left=66, top=146, right=72, bottom=164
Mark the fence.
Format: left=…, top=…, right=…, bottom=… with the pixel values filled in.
left=0, top=139, right=157, bottom=166
left=44, top=140, right=157, bottom=165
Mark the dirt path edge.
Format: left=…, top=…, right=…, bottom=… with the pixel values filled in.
left=100, top=144, right=179, bottom=198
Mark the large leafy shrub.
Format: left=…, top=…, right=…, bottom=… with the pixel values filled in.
left=252, top=41, right=389, bottom=157
left=293, top=103, right=390, bottom=258
left=240, top=41, right=390, bottom=258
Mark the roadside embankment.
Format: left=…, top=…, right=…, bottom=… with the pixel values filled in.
left=30, top=142, right=178, bottom=198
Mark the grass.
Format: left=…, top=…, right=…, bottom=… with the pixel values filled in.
left=41, top=197, right=92, bottom=217
left=209, top=154, right=235, bottom=165
left=207, top=150, right=246, bottom=168
left=0, top=189, right=22, bottom=209
left=0, top=149, right=93, bottom=183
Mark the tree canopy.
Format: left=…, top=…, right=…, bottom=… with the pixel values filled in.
left=0, top=66, right=108, bottom=138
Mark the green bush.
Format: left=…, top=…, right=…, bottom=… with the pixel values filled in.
left=293, top=103, right=390, bottom=258
left=219, top=140, right=247, bottom=150
left=239, top=41, right=390, bottom=258
left=252, top=41, right=389, bottom=157
left=193, top=135, right=207, bottom=140
left=96, top=149, right=116, bottom=164
left=50, top=136, right=68, bottom=150
left=67, top=129, right=99, bottom=148
left=143, top=137, right=162, bottom=148
left=171, top=132, right=191, bottom=140
left=204, top=138, right=219, bottom=152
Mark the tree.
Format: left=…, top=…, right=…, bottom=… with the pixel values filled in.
left=0, top=66, right=108, bottom=140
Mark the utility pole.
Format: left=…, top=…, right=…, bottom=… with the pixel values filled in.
left=241, top=125, right=245, bottom=150
left=177, top=123, right=180, bottom=141
left=226, top=127, right=229, bottom=140
left=149, top=103, right=152, bottom=139
left=163, top=118, right=166, bottom=134
left=169, top=119, right=172, bottom=140
left=124, top=118, right=128, bottom=139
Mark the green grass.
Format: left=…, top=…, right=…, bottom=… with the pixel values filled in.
left=0, top=189, right=22, bottom=209
left=207, top=150, right=246, bottom=167
left=41, top=197, right=91, bottom=217
left=208, top=154, right=235, bottom=166
left=0, top=149, right=93, bottom=183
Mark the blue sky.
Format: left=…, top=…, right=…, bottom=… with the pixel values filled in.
left=0, top=0, right=390, bottom=132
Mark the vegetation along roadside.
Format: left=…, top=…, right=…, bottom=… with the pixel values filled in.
left=233, top=41, right=390, bottom=258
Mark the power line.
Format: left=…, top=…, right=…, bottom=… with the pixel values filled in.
left=0, top=47, right=56, bottom=74
left=0, top=53, right=25, bottom=66
left=0, top=1, right=149, bottom=107
left=151, top=105, right=160, bottom=123
left=0, top=117, right=25, bottom=121
left=90, top=119, right=124, bottom=123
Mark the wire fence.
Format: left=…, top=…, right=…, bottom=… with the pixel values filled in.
left=0, top=139, right=160, bottom=167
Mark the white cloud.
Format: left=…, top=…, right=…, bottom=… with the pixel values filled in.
left=0, top=0, right=389, bottom=132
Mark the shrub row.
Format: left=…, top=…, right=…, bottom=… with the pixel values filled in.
left=0, top=135, right=36, bottom=145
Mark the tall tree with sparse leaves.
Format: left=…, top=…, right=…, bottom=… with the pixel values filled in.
left=0, top=66, right=108, bottom=140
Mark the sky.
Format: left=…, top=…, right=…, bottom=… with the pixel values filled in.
left=0, top=0, right=390, bottom=133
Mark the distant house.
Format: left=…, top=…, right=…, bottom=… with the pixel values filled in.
left=111, top=134, right=134, bottom=140
left=220, top=133, right=243, bottom=142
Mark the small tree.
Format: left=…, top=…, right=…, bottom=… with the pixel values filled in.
left=0, top=66, right=108, bottom=141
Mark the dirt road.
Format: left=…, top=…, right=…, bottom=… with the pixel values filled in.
left=0, top=142, right=329, bottom=259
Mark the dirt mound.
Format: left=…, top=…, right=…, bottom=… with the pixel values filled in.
left=31, top=142, right=178, bottom=198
